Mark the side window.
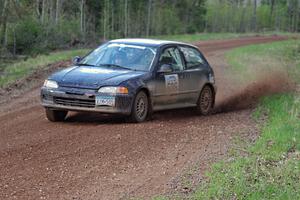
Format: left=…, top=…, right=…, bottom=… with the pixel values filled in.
left=180, top=46, right=206, bottom=69
left=159, top=47, right=184, bottom=71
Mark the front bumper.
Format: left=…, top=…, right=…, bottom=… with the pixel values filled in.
left=41, top=87, right=133, bottom=115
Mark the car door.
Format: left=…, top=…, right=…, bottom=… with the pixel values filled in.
left=152, top=46, right=185, bottom=108
left=178, top=45, right=210, bottom=104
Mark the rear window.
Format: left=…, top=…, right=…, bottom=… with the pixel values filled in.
left=180, top=46, right=206, bottom=69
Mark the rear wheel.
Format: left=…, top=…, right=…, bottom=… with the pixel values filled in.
left=45, top=108, right=68, bottom=122
left=196, top=85, right=214, bottom=115
left=129, top=91, right=149, bottom=123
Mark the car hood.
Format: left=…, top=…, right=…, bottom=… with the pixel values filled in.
left=50, top=66, right=147, bottom=89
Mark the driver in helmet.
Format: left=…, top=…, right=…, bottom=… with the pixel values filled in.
left=114, top=50, right=127, bottom=66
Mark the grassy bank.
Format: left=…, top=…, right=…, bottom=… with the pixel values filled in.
left=226, top=40, right=300, bottom=83
left=0, top=49, right=90, bottom=88
left=193, top=40, right=300, bottom=199
left=195, top=94, right=300, bottom=199
left=153, top=31, right=298, bottom=42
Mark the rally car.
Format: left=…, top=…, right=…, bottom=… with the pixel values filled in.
left=41, top=39, right=216, bottom=122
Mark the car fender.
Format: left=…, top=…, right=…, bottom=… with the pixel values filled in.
left=119, top=73, right=153, bottom=110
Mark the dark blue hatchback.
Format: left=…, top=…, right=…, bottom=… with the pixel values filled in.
left=41, top=39, right=216, bottom=122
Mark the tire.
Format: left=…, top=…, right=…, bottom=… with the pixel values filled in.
left=129, top=91, right=149, bottom=123
left=196, top=85, right=214, bottom=115
left=45, top=108, right=68, bottom=122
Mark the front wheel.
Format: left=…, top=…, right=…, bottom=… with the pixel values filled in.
left=129, top=91, right=149, bottom=123
left=45, top=108, right=68, bottom=122
left=196, top=85, right=214, bottom=115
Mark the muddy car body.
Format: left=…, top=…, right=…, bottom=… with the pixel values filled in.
left=41, top=39, right=216, bottom=122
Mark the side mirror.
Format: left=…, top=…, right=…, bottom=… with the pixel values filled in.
left=73, top=56, right=81, bottom=65
left=157, top=64, right=173, bottom=73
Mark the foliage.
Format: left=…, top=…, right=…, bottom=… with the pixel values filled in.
left=1, top=0, right=299, bottom=56
left=205, top=0, right=300, bottom=33
left=0, top=0, right=207, bottom=56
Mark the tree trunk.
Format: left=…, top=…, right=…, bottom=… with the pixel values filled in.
left=124, top=0, right=128, bottom=37
left=55, top=0, right=61, bottom=25
left=296, top=0, right=300, bottom=32
left=80, top=0, right=85, bottom=34
left=239, top=6, right=246, bottom=32
left=146, top=0, right=152, bottom=37
left=50, top=0, right=55, bottom=24
left=275, top=9, right=280, bottom=31
left=0, top=0, right=8, bottom=48
left=251, top=0, right=257, bottom=32
left=287, top=0, right=292, bottom=31
left=103, top=0, right=107, bottom=40
left=270, top=0, right=275, bottom=16
left=13, top=28, right=16, bottom=57
left=269, top=0, right=275, bottom=28
left=111, top=0, right=114, bottom=36
left=41, top=0, right=46, bottom=24
left=292, top=0, right=300, bottom=32
left=36, top=0, right=40, bottom=18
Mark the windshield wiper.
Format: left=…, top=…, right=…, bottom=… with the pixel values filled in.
left=98, top=64, right=133, bottom=70
left=77, top=63, right=95, bottom=67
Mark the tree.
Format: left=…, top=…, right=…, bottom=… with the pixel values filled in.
left=55, top=0, right=62, bottom=25
left=80, top=0, right=85, bottom=35
left=1, top=0, right=300, bottom=57
left=146, top=0, right=152, bottom=37
left=252, top=0, right=257, bottom=31
left=124, top=0, right=128, bottom=37
left=41, top=0, right=46, bottom=24
left=0, top=0, right=8, bottom=48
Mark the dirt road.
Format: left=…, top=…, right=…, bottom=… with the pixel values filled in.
left=0, top=36, right=289, bottom=200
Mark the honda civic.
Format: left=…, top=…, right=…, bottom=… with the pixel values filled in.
left=41, top=39, right=216, bottom=122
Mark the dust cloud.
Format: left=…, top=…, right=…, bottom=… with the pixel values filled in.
left=215, top=71, right=294, bottom=113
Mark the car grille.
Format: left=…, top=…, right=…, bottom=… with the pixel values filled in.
left=54, top=97, right=95, bottom=108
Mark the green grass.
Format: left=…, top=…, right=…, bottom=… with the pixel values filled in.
left=0, top=49, right=90, bottom=87
left=194, top=94, right=300, bottom=200
left=151, top=31, right=299, bottom=43
left=192, top=40, right=300, bottom=199
left=226, top=39, right=300, bottom=83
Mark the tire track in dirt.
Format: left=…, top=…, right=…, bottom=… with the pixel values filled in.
left=0, top=36, right=291, bottom=200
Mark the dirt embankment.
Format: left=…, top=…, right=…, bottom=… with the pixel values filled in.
left=0, top=61, right=71, bottom=105
left=0, top=35, right=294, bottom=200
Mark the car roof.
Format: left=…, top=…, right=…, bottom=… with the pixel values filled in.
left=109, top=38, right=196, bottom=48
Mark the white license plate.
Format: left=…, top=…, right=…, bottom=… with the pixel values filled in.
left=95, top=96, right=115, bottom=106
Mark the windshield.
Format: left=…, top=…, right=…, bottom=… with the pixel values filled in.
left=80, top=43, right=157, bottom=71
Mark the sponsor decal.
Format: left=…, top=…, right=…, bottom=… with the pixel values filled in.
left=164, top=74, right=179, bottom=92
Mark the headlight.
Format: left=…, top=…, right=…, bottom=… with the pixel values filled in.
left=43, top=80, right=58, bottom=89
left=98, top=86, right=128, bottom=94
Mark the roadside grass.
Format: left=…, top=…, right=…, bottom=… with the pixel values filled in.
left=0, top=49, right=90, bottom=88
left=226, top=39, right=300, bottom=83
left=194, top=94, right=300, bottom=200
left=151, top=31, right=298, bottom=42
left=193, top=40, right=300, bottom=199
